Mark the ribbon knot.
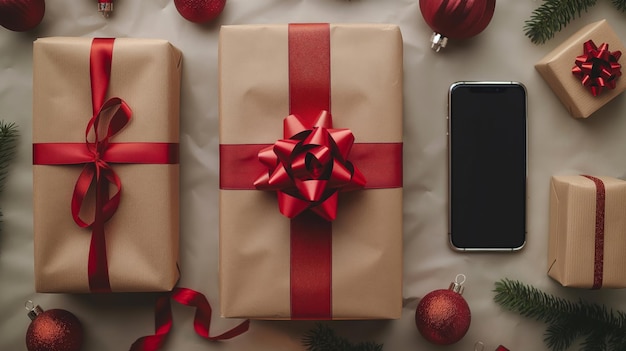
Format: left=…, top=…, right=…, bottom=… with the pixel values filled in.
left=254, top=110, right=366, bottom=221
left=71, top=96, right=131, bottom=229
left=572, top=40, right=622, bottom=96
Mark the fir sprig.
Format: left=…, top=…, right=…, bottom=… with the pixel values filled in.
left=493, top=279, right=626, bottom=351
left=302, top=323, right=383, bottom=351
left=524, top=0, right=626, bottom=44
left=611, top=0, right=626, bottom=11
left=0, top=121, right=18, bottom=194
left=524, top=0, right=598, bottom=45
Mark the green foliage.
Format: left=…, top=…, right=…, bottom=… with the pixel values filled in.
left=0, top=121, right=18, bottom=194
left=524, top=0, right=598, bottom=44
left=611, top=0, right=626, bottom=11
left=493, top=279, right=626, bottom=351
left=0, top=121, right=18, bottom=222
left=302, top=323, right=383, bottom=351
left=524, top=0, right=626, bottom=44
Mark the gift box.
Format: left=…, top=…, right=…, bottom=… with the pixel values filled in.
left=32, top=37, right=181, bottom=293
left=548, top=175, right=626, bottom=288
left=218, top=24, right=403, bottom=319
left=535, top=19, right=625, bottom=118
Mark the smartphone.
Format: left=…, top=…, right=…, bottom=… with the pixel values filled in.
left=448, top=81, right=527, bottom=251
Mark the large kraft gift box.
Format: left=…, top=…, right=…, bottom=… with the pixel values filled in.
left=548, top=175, right=626, bottom=289
left=32, top=37, right=181, bottom=293
left=218, top=24, right=403, bottom=320
left=535, top=19, right=625, bottom=118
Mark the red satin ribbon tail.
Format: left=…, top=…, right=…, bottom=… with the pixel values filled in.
left=129, top=294, right=172, bottom=351
left=130, top=289, right=250, bottom=351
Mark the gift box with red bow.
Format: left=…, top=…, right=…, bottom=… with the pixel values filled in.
left=535, top=19, right=625, bottom=118
left=32, top=38, right=181, bottom=293
left=548, top=175, right=626, bottom=288
left=218, top=24, right=403, bottom=320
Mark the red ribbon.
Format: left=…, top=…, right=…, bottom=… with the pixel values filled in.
left=286, top=23, right=333, bottom=319
left=582, top=175, right=605, bottom=289
left=130, top=288, right=250, bottom=351
left=32, top=38, right=179, bottom=292
left=220, top=143, right=402, bottom=191
left=219, top=23, right=402, bottom=319
left=572, top=40, right=622, bottom=96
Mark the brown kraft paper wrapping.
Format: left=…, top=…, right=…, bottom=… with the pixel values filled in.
left=219, top=24, right=403, bottom=319
left=548, top=175, right=626, bottom=288
left=33, top=37, right=181, bottom=293
left=535, top=19, right=626, bottom=118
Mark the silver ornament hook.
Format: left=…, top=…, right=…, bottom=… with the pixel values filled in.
left=24, top=300, right=44, bottom=320
left=449, top=274, right=466, bottom=294
left=429, top=32, right=449, bottom=52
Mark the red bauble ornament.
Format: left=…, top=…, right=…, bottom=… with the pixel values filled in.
left=25, top=301, right=83, bottom=351
left=174, top=0, right=226, bottom=24
left=415, top=274, right=471, bottom=345
left=419, top=0, right=496, bottom=51
left=0, top=0, right=45, bottom=32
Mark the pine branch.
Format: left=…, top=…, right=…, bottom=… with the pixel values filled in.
left=611, top=0, right=626, bottom=11
left=494, top=279, right=626, bottom=351
left=302, top=323, right=383, bottom=351
left=0, top=121, right=18, bottom=194
left=524, top=0, right=598, bottom=44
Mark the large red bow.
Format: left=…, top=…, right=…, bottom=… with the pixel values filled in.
left=254, top=110, right=366, bottom=221
left=572, top=40, right=622, bottom=96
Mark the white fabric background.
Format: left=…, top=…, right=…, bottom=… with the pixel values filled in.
left=1, top=0, right=626, bottom=350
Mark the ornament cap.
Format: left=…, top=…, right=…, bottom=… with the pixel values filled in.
left=98, top=2, right=113, bottom=18
left=449, top=274, right=466, bottom=294
left=430, top=32, right=448, bottom=52
left=24, top=300, right=44, bottom=321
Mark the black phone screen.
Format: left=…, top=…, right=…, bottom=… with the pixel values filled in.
left=449, top=82, right=527, bottom=250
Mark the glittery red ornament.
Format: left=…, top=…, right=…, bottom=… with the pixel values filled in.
left=174, top=0, right=226, bottom=24
left=415, top=274, right=471, bottom=345
left=25, top=301, right=83, bottom=351
left=0, top=0, right=45, bottom=32
left=419, top=0, right=496, bottom=51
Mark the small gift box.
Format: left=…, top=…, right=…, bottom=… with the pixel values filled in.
left=218, top=24, right=403, bottom=319
left=33, top=37, right=181, bottom=293
left=548, top=175, right=626, bottom=288
left=535, top=19, right=625, bottom=118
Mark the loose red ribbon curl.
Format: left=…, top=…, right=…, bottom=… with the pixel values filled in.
left=572, top=40, right=622, bottom=96
left=254, top=111, right=366, bottom=221
left=130, top=288, right=250, bottom=351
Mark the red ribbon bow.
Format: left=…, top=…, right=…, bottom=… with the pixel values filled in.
left=71, top=97, right=130, bottom=228
left=75, top=94, right=131, bottom=292
left=572, top=40, right=622, bottom=96
left=254, top=110, right=365, bottom=221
